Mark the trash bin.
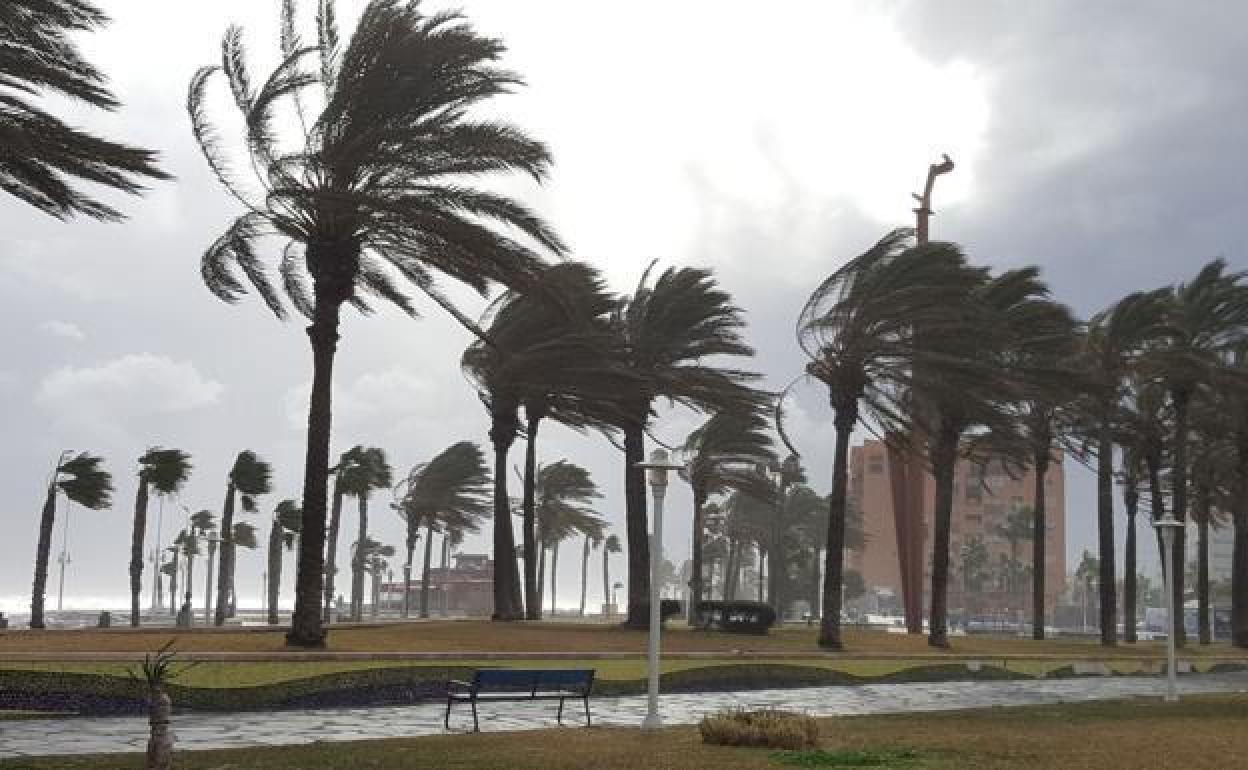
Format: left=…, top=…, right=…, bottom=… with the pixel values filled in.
left=97, top=611, right=112, bottom=628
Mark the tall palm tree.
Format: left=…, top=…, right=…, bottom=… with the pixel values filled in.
left=796, top=232, right=983, bottom=648
left=601, top=533, right=621, bottom=616
left=994, top=506, right=1033, bottom=597
left=229, top=521, right=260, bottom=616
left=214, top=451, right=272, bottom=626
left=160, top=553, right=179, bottom=615
left=366, top=543, right=396, bottom=617
left=179, top=511, right=216, bottom=623
left=267, top=500, right=303, bottom=624
left=1, top=0, right=168, bottom=220
left=921, top=264, right=1074, bottom=648
left=463, top=261, right=630, bottom=619
left=30, top=452, right=112, bottom=628
left=532, top=461, right=604, bottom=616
left=190, top=0, right=561, bottom=647
left=128, top=449, right=192, bottom=627
left=323, top=449, right=354, bottom=622
left=393, top=441, right=490, bottom=618
left=580, top=531, right=602, bottom=616
left=336, top=446, right=392, bottom=621
left=1082, top=289, right=1170, bottom=645
left=681, top=410, right=775, bottom=623
left=610, top=265, right=767, bottom=626
left=1144, top=260, right=1248, bottom=647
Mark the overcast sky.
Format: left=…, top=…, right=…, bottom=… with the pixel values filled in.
left=2, top=0, right=1243, bottom=615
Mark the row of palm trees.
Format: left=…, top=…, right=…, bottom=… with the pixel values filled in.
left=797, top=226, right=1248, bottom=650
left=13, top=0, right=1248, bottom=654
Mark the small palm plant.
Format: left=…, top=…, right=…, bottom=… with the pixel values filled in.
left=129, top=641, right=194, bottom=770
left=30, top=452, right=113, bottom=628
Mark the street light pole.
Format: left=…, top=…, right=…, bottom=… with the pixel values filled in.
left=635, top=448, right=686, bottom=731
left=1155, top=512, right=1182, bottom=702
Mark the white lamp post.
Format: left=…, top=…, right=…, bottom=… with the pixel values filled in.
left=1154, top=512, right=1182, bottom=702
left=635, top=448, right=686, bottom=731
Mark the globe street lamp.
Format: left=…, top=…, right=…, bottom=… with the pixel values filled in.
left=1154, top=512, right=1182, bottom=702
left=635, top=448, right=686, bottom=731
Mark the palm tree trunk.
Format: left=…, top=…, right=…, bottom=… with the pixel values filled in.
left=322, top=480, right=344, bottom=623
left=29, top=484, right=58, bottom=630
left=522, top=410, right=544, bottom=619
left=168, top=551, right=179, bottom=617
left=623, top=420, right=650, bottom=627
left=1170, top=389, right=1190, bottom=647
left=267, top=520, right=282, bottom=625
left=808, top=547, right=822, bottom=620
left=769, top=489, right=784, bottom=618
left=1234, top=433, right=1248, bottom=648
left=602, top=546, right=611, bottom=616
left=1123, top=479, right=1139, bottom=643
left=213, top=482, right=235, bottom=627
left=287, top=274, right=346, bottom=648
left=724, top=540, right=738, bottom=601
left=489, top=408, right=524, bottom=620
left=1096, top=419, right=1118, bottom=646
left=579, top=536, right=590, bottom=616
left=537, top=539, right=547, bottom=614
left=420, top=518, right=435, bottom=618
left=688, top=489, right=707, bottom=624
left=183, top=548, right=195, bottom=622
left=441, top=534, right=451, bottom=616
left=757, top=545, right=766, bottom=603
left=819, top=402, right=856, bottom=649
left=1032, top=449, right=1050, bottom=640
left=1197, top=481, right=1212, bottom=645
left=1147, top=450, right=1168, bottom=570
left=129, top=480, right=150, bottom=627
left=550, top=540, right=559, bottom=616
left=402, top=527, right=417, bottom=619
left=928, top=420, right=959, bottom=649
left=350, top=495, right=369, bottom=622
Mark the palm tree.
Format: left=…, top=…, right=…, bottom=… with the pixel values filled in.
left=128, top=449, right=192, bottom=627
left=393, top=441, right=490, bottom=618
left=229, top=521, right=260, bottom=616
left=352, top=539, right=395, bottom=617
left=1075, top=549, right=1100, bottom=632
left=1144, top=260, right=1248, bottom=646
left=532, top=461, right=604, bottom=616
left=922, top=264, right=1074, bottom=648
left=602, top=534, right=621, bottom=616
left=30, top=452, right=113, bottom=628
left=1116, top=377, right=1169, bottom=643
left=190, top=0, right=561, bottom=647
left=611, top=265, right=767, bottom=626
left=462, top=261, right=629, bottom=619
left=267, top=500, right=303, bottom=624
left=580, top=532, right=602, bottom=617
left=335, top=446, right=392, bottom=622
left=160, top=553, right=179, bottom=615
left=994, top=506, right=1033, bottom=598
left=179, top=511, right=216, bottom=623
left=795, top=231, right=983, bottom=649
left=1082, top=289, right=1170, bottom=645
left=1, top=0, right=168, bottom=220
left=214, top=451, right=272, bottom=626
left=322, top=449, right=353, bottom=622
left=681, top=410, right=775, bottom=623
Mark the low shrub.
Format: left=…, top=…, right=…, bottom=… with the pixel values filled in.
left=698, top=707, right=818, bottom=750
left=635, top=599, right=683, bottom=628
left=695, top=600, right=777, bottom=634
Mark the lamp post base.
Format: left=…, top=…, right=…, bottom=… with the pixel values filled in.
left=641, top=712, right=663, bottom=730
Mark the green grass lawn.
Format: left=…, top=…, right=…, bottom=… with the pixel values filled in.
left=5, top=695, right=1248, bottom=769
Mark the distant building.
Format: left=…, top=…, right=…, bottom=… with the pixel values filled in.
left=381, top=553, right=494, bottom=616
left=846, top=439, right=1066, bottom=622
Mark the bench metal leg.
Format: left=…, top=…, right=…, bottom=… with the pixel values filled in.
left=557, top=697, right=565, bottom=725
left=583, top=695, right=592, bottom=727
left=471, top=699, right=480, bottom=733
left=444, top=697, right=453, bottom=730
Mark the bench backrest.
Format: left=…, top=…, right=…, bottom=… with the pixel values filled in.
left=472, top=668, right=594, bottom=694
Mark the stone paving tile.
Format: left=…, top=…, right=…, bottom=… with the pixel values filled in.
left=5, top=672, right=1248, bottom=758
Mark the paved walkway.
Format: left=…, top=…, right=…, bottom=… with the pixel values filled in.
left=5, top=672, right=1248, bottom=758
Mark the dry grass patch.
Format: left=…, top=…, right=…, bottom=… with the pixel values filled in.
left=700, top=707, right=819, bottom=749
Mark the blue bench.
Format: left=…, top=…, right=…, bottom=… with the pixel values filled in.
left=444, top=668, right=595, bottom=732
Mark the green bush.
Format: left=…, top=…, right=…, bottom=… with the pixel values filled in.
left=698, top=707, right=818, bottom=750
left=695, top=600, right=777, bottom=633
